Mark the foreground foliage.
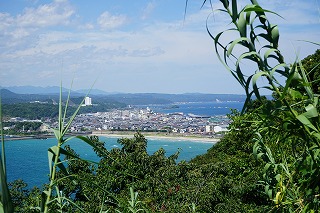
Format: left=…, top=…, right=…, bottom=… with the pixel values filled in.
left=205, top=0, right=320, bottom=212
left=9, top=128, right=271, bottom=212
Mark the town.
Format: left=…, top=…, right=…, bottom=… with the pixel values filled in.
left=68, top=107, right=230, bottom=137
left=3, top=96, right=233, bottom=139
left=4, top=107, right=230, bottom=139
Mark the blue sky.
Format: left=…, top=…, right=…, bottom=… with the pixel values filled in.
left=0, top=0, right=319, bottom=94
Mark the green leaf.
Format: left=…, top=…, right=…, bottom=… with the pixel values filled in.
left=0, top=162, right=13, bottom=213
left=270, top=25, right=279, bottom=47
left=227, top=37, right=251, bottom=57
left=220, top=0, right=229, bottom=9
left=252, top=71, right=269, bottom=100
left=296, top=114, right=319, bottom=132
left=242, top=90, right=254, bottom=114
left=281, top=62, right=299, bottom=99
left=52, top=129, right=61, bottom=142
left=41, top=191, right=49, bottom=212
left=243, top=5, right=284, bottom=19
left=236, top=51, right=260, bottom=69
left=270, top=63, right=288, bottom=77
left=275, top=174, right=281, bottom=182
left=312, top=132, right=320, bottom=141
left=313, top=96, right=319, bottom=107
left=257, top=153, right=265, bottom=160
left=264, top=48, right=279, bottom=67
left=238, top=11, right=247, bottom=37
left=48, top=146, right=80, bottom=177
left=263, top=163, right=272, bottom=173
left=287, top=88, right=303, bottom=100
left=47, top=148, right=54, bottom=176
left=231, top=0, right=238, bottom=22
left=267, top=189, right=273, bottom=199
left=304, top=104, right=318, bottom=119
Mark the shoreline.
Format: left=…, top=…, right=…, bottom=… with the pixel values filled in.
left=92, top=131, right=220, bottom=143
left=4, top=132, right=220, bottom=144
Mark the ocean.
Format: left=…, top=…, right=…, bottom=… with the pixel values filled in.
left=139, top=101, right=244, bottom=116
left=6, top=136, right=214, bottom=188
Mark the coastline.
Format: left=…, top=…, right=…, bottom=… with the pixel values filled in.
left=4, top=136, right=34, bottom=141
left=3, top=134, right=54, bottom=141
left=3, top=132, right=220, bottom=143
left=91, top=131, right=220, bottom=143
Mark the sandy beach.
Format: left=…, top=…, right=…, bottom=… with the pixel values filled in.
left=91, top=131, right=220, bottom=143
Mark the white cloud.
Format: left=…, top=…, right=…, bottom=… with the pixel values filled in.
left=131, top=47, right=165, bottom=57
left=97, top=11, right=127, bottom=30
left=78, top=23, right=95, bottom=30
left=0, top=0, right=318, bottom=93
left=259, top=1, right=320, bottom=26
left=16, top=0, right=75, bottom=28
left=0, top=0, right=76, bottom=51
left=0, top=13, right=14, bottom=31
left=141, top=2, right=156, bottom=20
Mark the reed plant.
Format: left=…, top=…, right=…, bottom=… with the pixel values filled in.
left=40, top=84, right=150, bottom=212
left=0, top=93, right=14, bottom=213
left=42, top=83, right=91, bottom=212
left=205, top=0, right=320, bottom=211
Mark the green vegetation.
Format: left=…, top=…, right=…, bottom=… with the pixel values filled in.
left=2, top=103, right=59, bottom=120
left=206, top=0, right=320, bottom=212
left=1, top=101, right=126, bottom=120
left=1, top=0, right=320, bottom=212
left=301, top=49, right=320, bottom=93
left=2, top=122, right=43, bottom=135
left=0, top=92, right=14, bottom=212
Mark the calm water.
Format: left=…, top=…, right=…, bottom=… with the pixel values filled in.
left=5, top=136, right=214, bottom=188
left=141, top=101, right=244, bottom=116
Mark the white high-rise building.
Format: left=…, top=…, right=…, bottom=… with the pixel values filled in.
left=84, top=97, right=92, bottom=106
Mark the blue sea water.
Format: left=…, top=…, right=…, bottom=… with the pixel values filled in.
left=5, top=136, right=214, bottom=188
left=142, top=101, right=244, bottom=116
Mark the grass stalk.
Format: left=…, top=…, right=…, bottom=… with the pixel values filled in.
left=43, top=81, right=94, bottom=212
left=0, top=94, right=5, bottom=176
left=0, top=92, right=14, bottom=212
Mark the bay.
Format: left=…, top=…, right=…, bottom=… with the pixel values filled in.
left=140, top=101, right=244, bottom=116
left=5, top=136, right=214, bottom=188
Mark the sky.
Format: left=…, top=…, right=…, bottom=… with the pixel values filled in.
left=0, top=0, right=319, bottom=94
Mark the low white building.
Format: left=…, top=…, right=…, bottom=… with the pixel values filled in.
left=205, top=125, right=224, bottom=133
left=83, top=97, right=92, bottom=106
left=213, top=126, right=223, bottom=133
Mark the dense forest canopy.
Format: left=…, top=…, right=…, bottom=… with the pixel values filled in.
left=1, top=101, right=126, bottom=120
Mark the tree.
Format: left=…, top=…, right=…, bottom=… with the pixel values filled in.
left=8, top=180, right=41, bottom=212
left=302, top=49, right=320, bottom=93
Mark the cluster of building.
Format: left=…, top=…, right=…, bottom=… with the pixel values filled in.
left=5, top=97, right=231, bottom=137
left=70, top=107, right=230, bottom=136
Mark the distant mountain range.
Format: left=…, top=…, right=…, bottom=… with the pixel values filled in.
left=0, top=86, right=250, bottom=105
left=0, top=86, right=113, bottom=95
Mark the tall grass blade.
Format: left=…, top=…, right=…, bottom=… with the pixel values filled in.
left=231, top=0, right=238, bottom=22
left=62, top=79, right=74, bottom=127
left=0, top=94, right=5, bottom=175
left=0, top=94, right=13, bottom=212
left=44, top=79, right=96, bottom=212
left=0, top=162, right=13, bottom=213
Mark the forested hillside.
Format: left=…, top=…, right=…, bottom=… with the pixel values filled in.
left=1, top=100, right=126, bottom=120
